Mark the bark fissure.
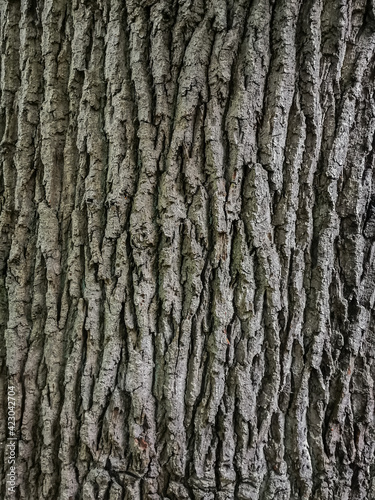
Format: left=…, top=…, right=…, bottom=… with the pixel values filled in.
left=1, top=1, right=375, bottom=499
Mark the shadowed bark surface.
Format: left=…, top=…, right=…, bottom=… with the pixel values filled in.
left=1, top=0, right=375, bottom=499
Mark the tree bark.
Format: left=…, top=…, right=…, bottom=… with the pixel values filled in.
left=1, top=0, right=375, bottom=498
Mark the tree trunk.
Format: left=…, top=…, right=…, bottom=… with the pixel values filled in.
left=1, top=0, right=375, bottom=498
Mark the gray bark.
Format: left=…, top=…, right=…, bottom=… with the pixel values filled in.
left=1, top=0, right=375, bottom=499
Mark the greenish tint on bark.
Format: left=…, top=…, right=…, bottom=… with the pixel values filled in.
left=1, top=0, right=375, bottom=499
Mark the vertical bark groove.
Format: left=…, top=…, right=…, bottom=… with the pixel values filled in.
left=1, top=0, right=375, bottom=499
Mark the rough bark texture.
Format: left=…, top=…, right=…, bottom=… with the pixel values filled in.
left=1, top=0, right=375, bottom=499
